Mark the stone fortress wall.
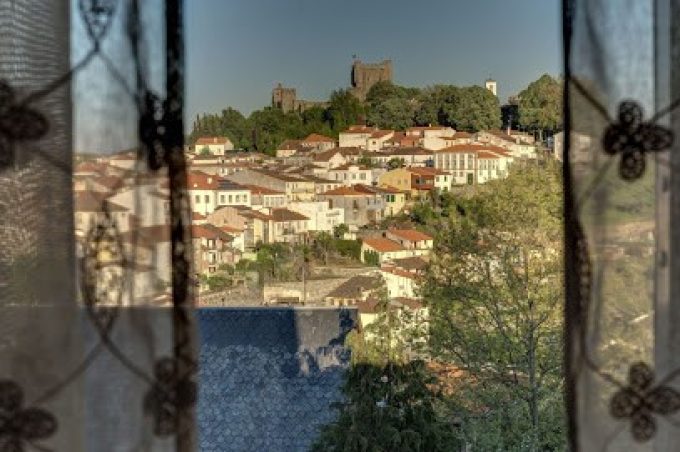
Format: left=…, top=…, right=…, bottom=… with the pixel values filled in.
left=272, top=58, right=393, bottom=112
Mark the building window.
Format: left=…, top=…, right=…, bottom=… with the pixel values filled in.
left=204, top=195, right=209, bottom=203
left=195, top=195, right=200, bottom=204
left=228, top=195, right=233, bottom=203
left=220, top=194, right=225, bottom=204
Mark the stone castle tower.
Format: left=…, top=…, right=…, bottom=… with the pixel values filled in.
left=272, top=83, right=298, bottom=113
left=350, top=59, right=393, bottom=101
left=272, top=83, right=329, bottom=113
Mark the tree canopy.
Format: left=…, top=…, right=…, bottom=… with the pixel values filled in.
left=518, top=74, right=562, bottom=137
left=421, top=162, right=565, bottom=450
left=189, top=80, right=508, bottom=154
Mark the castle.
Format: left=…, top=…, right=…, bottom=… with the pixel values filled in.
left=272, top=59, right=393, bottom=113
left=349, top=59, right=393, bottom=101
left=271, top=83, right=329, bottom=114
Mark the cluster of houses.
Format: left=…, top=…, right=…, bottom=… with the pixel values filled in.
left=72, top=124, right=537, bottom=310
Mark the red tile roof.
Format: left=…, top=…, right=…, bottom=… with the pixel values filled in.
left=320, top=186, right=370, bottom=196
left=407, top=126, right=447, bottom=132
left=477, top=151, right=502, bottom=159
left=388, top=228, right=433, bottom=242
left=362, top=237, right=405, bottom=253
left=408, top=167, right=449, bottom=176
left=187, top=171, right=220, bottom=190
left=313, top=148, right=344, bottom=162
left=435, top=144, right=512, bottom=156
left=242, top=184, right=284, bottom=195
left=370, top=130, right=393, bottom=139
left=303, top=133, right=335, bottom=143
left=329, top=163, right=371, bottom=171
left=192, top=224, right=233, bottom=241
left=343, top=125, right=376, bottom=134
left=381, top=267, right=418, bottom=280
left=196, top=137, right=232, bottom=145
left=270, top=208, right=309, bottom=222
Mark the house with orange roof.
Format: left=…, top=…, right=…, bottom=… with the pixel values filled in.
left=383, top=132, right=421, bottom=148
left=187, top=171, right=221, bottom=215
left=338, top=125, right=377, bottom=148
left=405, top=126, right=456, bottom=150
left=268, top=208, right=310, bottom=243
left=300, top=133, right=336, bottom=152
left=275, top=139, right=305, bottom=158
left=192, top=212, right=207, bottom=225
left=193, top=136, right=234, bottom=155
left=191, top=223, right=241, bottom=274
left=244, top=184, right=287, bottom=209
left=475, top=129, right=537, bottom=159
left=433, top=144, right=513, bottom=185
left=377, top=166, right=453, bottom=198
left=353, top=184, right=407, bottom=216
left=312, top=148, right=347, bottom=169
left=375, top=147, right=433, bottom=167
left=225, top=169, right=316, bottom=202
left=326, top=163, right=377, bottom=186
left=360, top=237, right=416, bottom=264
left=366, top=129, right=395, bottom=151
left=286, top=201, right=345, bottom=233
left=317, top=185, right=385, bottom=227
left=385, top=228, right=434, bottom=252
left=206, top=205, right=274, bottom=248
left=338, top=126, right=394, bottom=150
left=380, top=266, right=421, bottom=299
left=216, top=180, right=251, bottom=209
left=439, top=131, right=475, bottom=147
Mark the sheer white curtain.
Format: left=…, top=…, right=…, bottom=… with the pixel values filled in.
left=564, top=0, right=680, bottom=450
left=0, top=1, right=196, bottom=450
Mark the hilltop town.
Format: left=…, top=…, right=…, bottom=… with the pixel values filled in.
left=72, top=60, right=559, bottom=330
left=74, top=126, right=542, bottom=315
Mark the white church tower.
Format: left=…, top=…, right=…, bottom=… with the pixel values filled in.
left=485, top=78, right=497, bottom=96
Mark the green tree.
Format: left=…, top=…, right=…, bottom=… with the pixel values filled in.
left=247, top=107, right=305, bottom=154
left=422, top=163, right=564, bottom=450
left=333, top=223, right=350, bottom=239
left=387, top=157, right=405, bottom=170
left=204, top=274, right=231, bottom=291
left=363, top=249, right=380, bottom=267
left=413, top=85, right=452, bottom=126
left=365, top=81, right=409, bottom=106
left=518, top=74, right=562, bottom=140
left=325, top=89, right=366, bottom=134
left=313, top=294, right=459, bottom=452
left=189, top=107, right=249, bottom=149
left=312, top=231, right=334, bottom=265
left=333, top=239, right=362, bottom=261
left=414, top=85, right=501, bottom=131
left=199, top=146, right=212, bottom=156
left=367, top=97, right=415, bottom=130
left=357, top=154, right=377, bottom=168
left=441, top=86, right=501, bottom=131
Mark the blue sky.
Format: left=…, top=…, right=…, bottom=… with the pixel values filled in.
left=185, top=0, right=561, bottom=121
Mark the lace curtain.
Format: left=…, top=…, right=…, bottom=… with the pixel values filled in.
left=0, top=1, right=196, bottom=450
left=564, top=0, right=680, bottom=449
